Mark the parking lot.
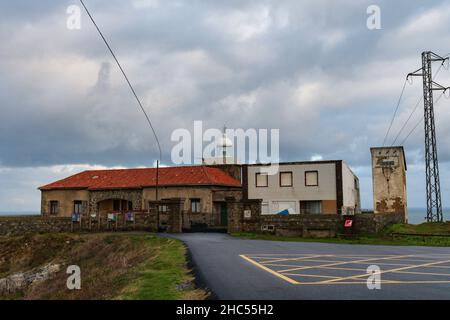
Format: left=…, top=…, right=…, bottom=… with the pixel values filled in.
left=240, top=253, right=450, bottom=285
left=169, top=233, right=450, bottom=299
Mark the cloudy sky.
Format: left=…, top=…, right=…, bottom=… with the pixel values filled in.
left=1, top=0, right=450, bottom=213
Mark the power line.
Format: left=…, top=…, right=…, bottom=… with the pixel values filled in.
left=390, top=59, right=447, bottom=146
left=400, top=92, right=445, bottom=145
left=382, top=79, right=408, bottom=146
left=79, top=0, right=162, bottom=162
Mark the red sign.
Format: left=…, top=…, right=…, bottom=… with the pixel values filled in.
left=344, top=219, right=353, bottom=228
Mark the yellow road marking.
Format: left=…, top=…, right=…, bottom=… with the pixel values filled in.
left=279, top=264, right=450, bottom=277
left=283, top=273, right=339, bottom=279
left=240, top=255, right=300, bottom=285
left=281, top=265, right=368, bottom=272
left=277, top=255, right=413, bottom=273
left=279, top=280, right=450, bottom=285
left=264, top=258, right=424, bottom=267
left=319, top=259, right=450, bottom=284
left=386, top=257, right=447, bottom=262
left=241, top=254, right=450, bottom=285
left=243, top=254, right=450, bottom=259
left=394, top=270, right=450, bottom=277
left=257, top=255, right=329, bottom=264
left=264, top=261, right=414, bottom=268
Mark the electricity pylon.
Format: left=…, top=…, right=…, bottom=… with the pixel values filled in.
left=407, top=51, right=449, bottom=222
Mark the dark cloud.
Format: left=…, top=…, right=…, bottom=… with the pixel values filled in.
left=1, top=0, right=450, bottom=210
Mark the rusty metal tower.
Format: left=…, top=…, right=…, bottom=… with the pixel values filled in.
left=407, top=52, right=449, bottom=222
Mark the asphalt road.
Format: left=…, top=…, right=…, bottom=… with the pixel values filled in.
left=166, top=233, right=450, bottom=300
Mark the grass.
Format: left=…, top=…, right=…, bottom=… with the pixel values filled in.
left=386, top=221, right=450, bottom=235
left=231, top=222, right=450, bottom=247
left=0, top=232, right=207, bottom=300
left=115, top=235, right=207, bottom=300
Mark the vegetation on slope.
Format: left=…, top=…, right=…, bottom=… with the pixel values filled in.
left=0, top=232, right=207, bottom=300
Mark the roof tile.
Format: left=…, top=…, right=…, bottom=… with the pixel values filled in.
left=39, top=166, right=241, bottom=190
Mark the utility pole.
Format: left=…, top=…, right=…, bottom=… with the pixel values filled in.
left=407, top=51, right=449, bottom=222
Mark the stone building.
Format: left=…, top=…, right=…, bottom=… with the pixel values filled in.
left=370, top=146, right=408, bottom=222
left=39, top=160, right=363, bottom=232
left=39, top=166, right=242, bottom=230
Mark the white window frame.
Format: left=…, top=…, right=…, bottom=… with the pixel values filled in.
left=261, top=202, right=270, bottom=215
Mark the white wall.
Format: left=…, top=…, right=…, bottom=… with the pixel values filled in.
left=247, top=162, right=337, bottom=214
left=342, top=161, right=360, bottom=210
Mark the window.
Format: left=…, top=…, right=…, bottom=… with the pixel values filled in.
left=113, top=199, right=121, bottom=211
left=300, top=201, right=322, bottom=214
left=49, top=201, right=59, bottom=215
left=255, top=173, right=268, bottom=187
left=261, top=202, right=270, bottom=215
left=305, top=171, right=319, bottom=186
left=74, top=200, right=83, bottom=214
left=191, top=199, right=201, bottom=213
left=280, top=171, right=293, bottom=187
left=159, top=204, right=168, bottom=212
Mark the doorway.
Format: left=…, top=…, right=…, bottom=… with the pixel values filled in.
left=220, top=203, right=228, bottom=227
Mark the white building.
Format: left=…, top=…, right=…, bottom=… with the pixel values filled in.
left=244, top=161, right=360, bottom=215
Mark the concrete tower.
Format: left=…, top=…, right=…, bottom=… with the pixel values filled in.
left=370, top=146, right=408, bottom=223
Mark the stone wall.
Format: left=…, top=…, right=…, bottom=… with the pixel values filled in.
left=230, top=206, right=404, bottom=237
left=1, top=211, right=404, bottom=237
left=148, top=199, right=185, bottom=233
left=0, top=211, right=159, bottom=236
left=228, top=198, right=263, bottom=233
left=353, top=212, right=404, bottom=234
left=231, top=212, right=341, bottom=237
left=0, top=216, right=72, bottom=236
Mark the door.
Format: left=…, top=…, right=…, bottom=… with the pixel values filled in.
left=220, top=203, right=228, bottom=227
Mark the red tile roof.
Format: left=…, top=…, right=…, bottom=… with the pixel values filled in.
left=39, top=166, right=241, bottom=190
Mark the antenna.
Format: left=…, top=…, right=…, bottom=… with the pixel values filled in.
left=219, top=125, right=232, bottom=164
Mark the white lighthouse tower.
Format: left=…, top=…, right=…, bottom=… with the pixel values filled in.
left=203, top=125, right=235, bottom=165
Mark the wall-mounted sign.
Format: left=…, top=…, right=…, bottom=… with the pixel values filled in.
left=344, top=219, right=353, bottom=228
left=244, top=210, right=251, bottom=218
left=375, top=156, right=399, bottom=168
left=342, top=206, right=355, bottom=216
left=126, top=212, right=134, bottom=222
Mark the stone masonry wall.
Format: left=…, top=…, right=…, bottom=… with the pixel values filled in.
left=230, top=204, right=404, bottom=237
left=353, top=212, right=404, bottom=234
left=0, top=216, right=72, bottom=236
left=0, top=211, right=159, bottom=236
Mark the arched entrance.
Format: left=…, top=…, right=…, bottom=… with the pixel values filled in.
left=97, top=199, right=133, bottom=215
left=88, top=190, right=142, bottom=216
